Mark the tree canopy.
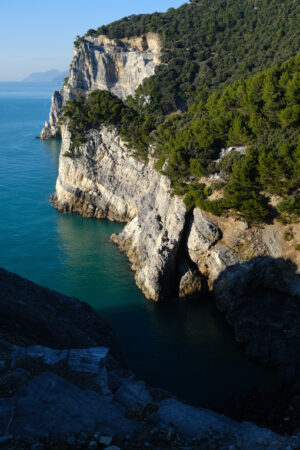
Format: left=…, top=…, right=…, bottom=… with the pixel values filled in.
left=62, top=54, right=300, bottom=223
left=80, top=0, right=300, bottom=115
left=68, top=0, right=300, bottom=223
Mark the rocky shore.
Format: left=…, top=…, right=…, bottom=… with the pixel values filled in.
left=1, top=268, right=300, bottom=449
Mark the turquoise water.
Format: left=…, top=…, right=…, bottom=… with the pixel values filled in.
left=0, top=82, right=275, bottom=408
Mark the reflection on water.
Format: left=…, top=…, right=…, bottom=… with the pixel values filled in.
left=55, top=214, right=141, bottom=310
left=0, top=82, right=277, bottom=409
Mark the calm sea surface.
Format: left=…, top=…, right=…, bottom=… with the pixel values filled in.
left=0, top=82, right=275, bottom=407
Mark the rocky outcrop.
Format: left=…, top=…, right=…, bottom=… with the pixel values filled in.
left=41, top=20, right=299, bottom=362
left=51, top=121, right=300, bottom=371
left=40, top=90, right=63, bottom=139
left=1, top=268, right=299, bottom=448
left=53, top=124, right=190, bottom=301
left=213, top=257, right=300, bottom=368
left=0, top=268, right=121, bottom=362
left=41, top=32, right=161, bottom=139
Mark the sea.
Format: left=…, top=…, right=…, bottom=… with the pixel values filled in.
left=0, top=82, right=275, bottom=408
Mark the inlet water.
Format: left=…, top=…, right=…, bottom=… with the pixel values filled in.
left=0, top=83, right=274, bottom=408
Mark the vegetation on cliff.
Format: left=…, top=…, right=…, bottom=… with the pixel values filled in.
left=81, top=0, right=300, bottom=115
left=60, top=90, right=155, bottom=158
left=67, top=0, right=300, bottom=223
left=155, top=54, right=300, bottom=222
left=62, top=53, right=300, bottom=223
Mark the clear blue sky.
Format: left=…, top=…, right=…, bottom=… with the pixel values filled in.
left=0, top=0, right=186, bottom=81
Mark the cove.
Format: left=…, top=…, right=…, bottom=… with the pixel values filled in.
left=0, top=82, right=275, bottom=408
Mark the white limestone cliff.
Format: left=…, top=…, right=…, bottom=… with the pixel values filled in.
left=53, top=124, right=189, bottom=300
left=41, top=33, right=161, bottom=139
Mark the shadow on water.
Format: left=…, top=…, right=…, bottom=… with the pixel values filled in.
left=55, top=213, right=278, bottom=408
left=214, top=256, right=300, bottom=380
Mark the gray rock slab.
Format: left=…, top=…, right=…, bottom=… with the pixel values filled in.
left=68, top=347, right=108, bottom=373
left=114, top=379, right=152, bottom=409
left=158, top=398, right=297, bottom=449
left=188, top=208, right=221, bottom=264
left=0, top=372, right=136, bottom=439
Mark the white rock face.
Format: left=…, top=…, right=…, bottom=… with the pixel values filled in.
left=54, top=125, right=187, bottom=300
left=187, top=208, right=222, bottom=266
left=69, top=33, right=161, bottom=100
left=41, top=33, right=161, bottom=139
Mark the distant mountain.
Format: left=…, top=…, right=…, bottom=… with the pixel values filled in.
left=52, top=71, right=69, bottom=84
left=23, top=69, right=68, bottom=83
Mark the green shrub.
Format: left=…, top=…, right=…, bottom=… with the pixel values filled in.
left=278, top=197, right=300, bottom=216
left=283, top=228, right=293, bottom=241
left=203, top=186, right=212, bottom=197
left=61, top=90, right=155, bottom=156
left=183, top=184, right=206, bottom=210
left=217, top=151, right=243, bottom=174
left=197, top=198, right=228, bottom=216
left=210, top=181, right=226, bottom=191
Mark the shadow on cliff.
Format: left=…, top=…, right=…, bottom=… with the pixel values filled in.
left=212, top=256, right=300, bottom=377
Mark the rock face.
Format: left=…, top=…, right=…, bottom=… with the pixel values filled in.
left=53, top=124, right=300, bottom=300
left=53, top=124, right=188, bottom=300
left=41, top=32, right=161, bottom=139
left=214, top=257, right=300, bottom=368
left=1, top=268, right=299, bottom=448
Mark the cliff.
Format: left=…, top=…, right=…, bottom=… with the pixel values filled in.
left=53, top=124, right=190, bottom=300
left=1, top=268, right=299, bottom=448
left=52, top=122, right=300, bottom=371
left=41, top=28, right=300, bottom=372
left=40, top=32, right=161, bottom=139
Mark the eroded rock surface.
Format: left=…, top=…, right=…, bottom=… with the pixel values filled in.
left=53, top=125, right=187, bottom=300
left=41, top=33, right=161, bottom=139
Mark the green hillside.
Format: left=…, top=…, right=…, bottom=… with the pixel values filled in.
left=155, top=54, right=300, bottom=222
left=66, top=0, right=300, bottom=223
left=81, top=0, right=300, bottom=115
left=62, top=54, right=300, bottom=223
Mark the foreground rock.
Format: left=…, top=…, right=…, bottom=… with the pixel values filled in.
left=0, top=268, right=121, bottom=362
left=1, top=268, right=299, bottom=448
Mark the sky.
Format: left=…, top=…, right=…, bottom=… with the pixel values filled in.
left=0, top=0, right=185, bottom=81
